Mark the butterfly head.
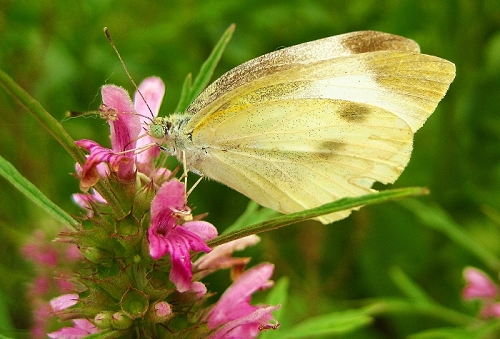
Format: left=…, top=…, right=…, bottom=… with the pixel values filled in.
left=147, top=117, right=170, bottom=139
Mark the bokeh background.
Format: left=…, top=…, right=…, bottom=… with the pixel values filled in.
left=1, top=0, right=500, bottom=338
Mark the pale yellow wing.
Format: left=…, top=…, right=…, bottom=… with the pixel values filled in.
left=183, top=31, right=455, bottom=223
left=186, top=31, right=422, bottom=128
left=192, top=98, right=412, bottom=224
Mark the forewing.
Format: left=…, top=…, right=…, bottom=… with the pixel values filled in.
left=186, top=31, right=421, bottom=121
left=193, top=99, right=413, bottom=224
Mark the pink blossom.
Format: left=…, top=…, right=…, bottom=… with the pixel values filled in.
left=72, top=189, right=106, bottom=217
left=75, top=140, right=133, bottom=191
left=47, top=319, right=98, bottom=339
left=154, top=301, right=172, bottom=317
left=208, top=306, right=280, bottom=339
left=50, top=294, right=79, bottom=311
left=134, top=77, right=165, bottom=174
left=190, top=281, right=208, bottom=298
left=148, top=180, right=217, bottom=292
left=102, top=85, right=141, bottom=158
left=207, top=263, right=279, bottom=338
left=75, top=85, right=141, bottom=190
left=21, top=231, right=58, bottom=267
left=195, top=235, right=260, bottom=274
left=482, top=302, right=500, bottom=318
left=462, top=267, right=498, bottom=300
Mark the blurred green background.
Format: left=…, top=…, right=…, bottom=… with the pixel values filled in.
left=1, top=0, right=500, bottom=338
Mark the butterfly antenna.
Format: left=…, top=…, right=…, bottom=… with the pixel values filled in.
left=104, top=27, right=155, bottom=119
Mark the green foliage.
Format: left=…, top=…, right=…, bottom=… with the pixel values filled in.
left=1, top=0, right=500, bottom=338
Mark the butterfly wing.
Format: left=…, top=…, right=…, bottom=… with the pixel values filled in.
left=183, top=31, right=455, bottom=223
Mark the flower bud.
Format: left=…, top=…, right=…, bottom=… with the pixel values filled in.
left=133, top=181, right=156, bottom=216
left=112, top=311, right=134, bottom=330
left=80, top=246, right=112, bottom=265
left=146, top=300, right=173, bottom=323
left=94, top=311, right=113, bottom=329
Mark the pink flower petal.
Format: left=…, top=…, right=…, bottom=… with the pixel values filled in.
left=151, top=180, right=186, bottom=215
left=72, top=189, right=107, bottom=217
left=50, top=294, right=79, bottom=311
left=463, top=267, right=498, bottom=300
left=133, top=77, right=165, bottom=175
left=191, top=281, right=208, bottom=297
left=195, top=235, right=260, bottom=271
left=208, top=306, right=280, bottom=339
left=148, top=180, right=217, bottom=292
left=207, top=263, right=275, bottom=329
left=47, top=318, right=98, bottom=339
left=482, top=302, right=500, bottom=318
left=149, top=225, right=212, bottom=292
left=101, top=85, right=141, bottom=152
left=134, top=77, right=165, bottom=122
left=182, top=221, right=218, bottom=241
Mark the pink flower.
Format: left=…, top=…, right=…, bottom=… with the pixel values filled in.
left=22, top=231, right=59, bottom=267
left=72, top=189, right=106, bottom=217
left=482, top=302, right=500, bottom=318
left=194, top=235, right=260, bottom=275
left=75, top=140, right=133, bottom=191
left=76, top=85, right=141, bottom=190
left=148, top=180, right=217, bottom=292
left=462, top=267, right=498, bottom=300
left=47, top=319, right=98, bottom=339
left=134, top=77, right=165, bottom=175
left=50, top=294, right=79, bottom=311
left=207, top=263, right=280, bottom=338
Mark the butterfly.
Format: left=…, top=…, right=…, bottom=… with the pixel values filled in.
left=148, top=30, right=456, bottom=224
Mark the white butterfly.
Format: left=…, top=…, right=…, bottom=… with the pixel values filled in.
left=149, top=31, right=456, bottom=224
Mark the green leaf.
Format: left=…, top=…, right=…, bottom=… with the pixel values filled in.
left=0, top=68, right=85, bottom=165
left=408, top=320, right=500, bottom=339
left=266, top=277, right=289, bottom=319
left=357, top=298, right=474, bottom=326
left=0, top=68, right=124, bottom=217
left=0, top=288, right=14, bottom=339
left=399, top=199, right=500, bottom=271
left=223, top=200, right=278, bottom=235
left=174, top=24, right=236, bottom=113
left=278, top=309, right=372, bottom=338
left=390, top=266, right=436, bottom=305
left=0, top=154, right=79, bottom=230
left=209, top=187, right=429, bottom=247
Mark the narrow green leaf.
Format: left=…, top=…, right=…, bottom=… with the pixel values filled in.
left=0, top=288, right=14, bottom=339
left=390, top=267, right=436, bottom=305
left=222, top=200, right=278, bottom=235
left=266, top=277, right=289, bottom=320
left=358, top=298, right=475, bottom=325
left=399, top=199, right=500, bottom=271
left=0, top=154, right=79, bottom=230
left=209, top=187, right=428, bottom=247
left=174, top=73, right=193, bottom=113
left=409, top=320, right=500, bottom=339
left=278, top=310, right=372, bottom=338
left=0, top=69, right=85, bottom=165
left=174, top=24, right=236, bottom=113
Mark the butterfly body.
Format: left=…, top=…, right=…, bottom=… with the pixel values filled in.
left=149, top=31, right=456, bottom=224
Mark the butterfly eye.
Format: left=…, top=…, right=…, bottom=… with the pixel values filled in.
left=149, top=123, right=166, bottom=139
